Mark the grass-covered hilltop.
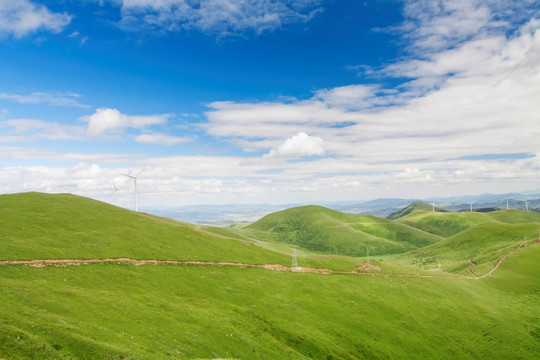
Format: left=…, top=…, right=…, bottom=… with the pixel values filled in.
left=1, top=192, right=539, bottom=359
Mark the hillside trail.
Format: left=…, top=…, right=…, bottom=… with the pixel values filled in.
left=0, top=251, right=516, bottom=279
left=326, top=222, right=410, bottom=228
left=466, top=241, right=526, bottom=279
left=0, top=240, right=531, bottom=280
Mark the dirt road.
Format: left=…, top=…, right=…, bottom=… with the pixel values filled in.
left=0, top=257, right=477, bottom=279
left=0, top=241, right=527, bottom=280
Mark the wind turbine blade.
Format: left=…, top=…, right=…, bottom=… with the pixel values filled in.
left=121, top=173, right=136, bottom=179
left=135, top=168, right=145, bottom=178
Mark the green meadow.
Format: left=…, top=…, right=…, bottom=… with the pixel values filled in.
left=0, top=193, right=289, bottom=265
left=1, top=193, right=539, bottom=359
left=243, top=205, right=442, bottom=256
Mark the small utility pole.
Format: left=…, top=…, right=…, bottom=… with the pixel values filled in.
left=291, top=248, right=298, bottom=268
left=367, top=247, right=370, bottom=266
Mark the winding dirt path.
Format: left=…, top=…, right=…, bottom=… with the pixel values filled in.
left=466, top=241, right=526, bottom=279
left=0, top=258, right=482, bottom=279
left=0, top=241, right=529, bottom=280
left=326, top=222, right=410, bottom=228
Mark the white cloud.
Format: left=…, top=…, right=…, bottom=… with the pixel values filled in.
left=83, top=108, right=171, bottom=137
left=135, top=133, right=190, bottom=145
left=401, top=0, right=494, bottom=53
left=0, top=119, right=85, bottom=141
left=0, top=91, right=89, bottom=108
left=199, top=6, right=540, bottom=202
left=2, top=1, right=539, bottom=206
left=314, top=85, right=379, bottom=110
left=117, top=0, right=323, bottom=36
left=203, top=2, right=540, bottom=162
left=1, top=143, right=539, bottom=206
left=0, top=0, right=72, bottom=38
left=265, top=132, right=325, bottom=158
left=68, top=31, right=89, bottom=46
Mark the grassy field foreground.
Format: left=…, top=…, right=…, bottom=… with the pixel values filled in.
left=1, top=243, right=539, bottom=359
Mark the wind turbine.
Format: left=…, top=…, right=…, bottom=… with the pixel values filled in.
left=432, top=201, right=435, bottom=212
left=506, top=200, right=509, bottom=211
left=122, top=169, right=144, bottom=212
left=469, top=202, right=474, bottom=213
left=525, top=201, right=529, bottom=211
left=112, top=180, right=120, bottom=207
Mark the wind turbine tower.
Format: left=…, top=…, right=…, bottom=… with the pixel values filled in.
left=506, top=200, right=509, bottom=211
left=525, top=201, right=529, bottom=211
left=432, top=201, right=435, bottom=212
left=122, top=169, right=144, bottom=212
left=469, top=202, right=474, bottom=212
left=112, top=180, right=119, bottom=207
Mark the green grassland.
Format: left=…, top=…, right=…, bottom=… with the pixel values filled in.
left=0, top=192, right=290, bottom=265
left=387, top=201, right=449, bottom=220
left=389, top=208, right=540, bottom=274
left=396, top=210, right=492, bottom=237
left=1, top=192, right=540, bottom=359
left=244, top=205, right=442, bottom=256
left=390, top=222, right=537, bottom=274
left=1, top=244, right=539, bottom=359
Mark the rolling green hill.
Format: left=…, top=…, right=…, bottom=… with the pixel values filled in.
left=396, top=210, right=492, bottom=237
left=245, top=205, right=442, bottom=256
left=0, top=192, right=289, bottom=265
left=391, top=218, right=540, bottom=274
left=1, top=193, right=539, bottom=359
left=387, top=201, right=449, bottom=220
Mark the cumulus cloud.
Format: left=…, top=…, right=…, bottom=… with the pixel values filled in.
left=199, top=1, right=540, bottom=204
left=83, top=108, right=171, bottom=137
left=117, top=0, right=323, bottom=36
left=265, top=132, right=325, bottom=158
left=204, top=2, right=540, bottom=163
left=3, top=0, right=539, bottom=205
left=0, top=0, right=72, bottom=38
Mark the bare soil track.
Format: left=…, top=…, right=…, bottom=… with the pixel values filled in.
left=0, top=241, right=529, bottom=279
left=466, top=241, right=526, bottom=279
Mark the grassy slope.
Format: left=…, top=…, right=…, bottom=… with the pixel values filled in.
left=387, top=201, right=448, bottom=220
left=486, top=209, right=540, bottom=224
left=0, top=192, right=290, bottom=265
left=1, top=193, right=539, bottom=358
left=390, top=210, right=540, bottom=274
left=244, top=205, right=442, bottom=256
left=0, top=244, right=538, bottom=359
left=396, top=210, right=491, bottom=237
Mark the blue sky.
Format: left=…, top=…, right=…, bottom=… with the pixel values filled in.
left=0, top=0, right=539, bottom=207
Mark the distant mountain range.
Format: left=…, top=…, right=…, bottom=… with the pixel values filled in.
left=143, top=190, right=540, bottom=225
